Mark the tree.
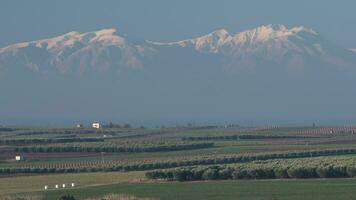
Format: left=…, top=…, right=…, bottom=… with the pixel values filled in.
left=202, top=168, right=219, bottom=180
left=124, top=123, right=132, bottom=129
left=59, top=195, right=77, bottom=200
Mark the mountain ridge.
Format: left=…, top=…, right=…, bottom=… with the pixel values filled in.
left=0, top=24, right=355, bottom=76
left=1, top=24, right=356, bottom=124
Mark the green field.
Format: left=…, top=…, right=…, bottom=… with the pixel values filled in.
left=41, top=179, right=356, bottom=200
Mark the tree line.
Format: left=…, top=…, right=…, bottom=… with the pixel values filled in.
left=146, top=159, right=356, bottom=181
left=14, top=142, right=214, bottom=153
left=0, top=127, right=14, bottom=132
left=3, top=148, right=356, bottom=175
left=182, top=134, right=311, bottom=141
left=0, top=138, right=104, bottom=145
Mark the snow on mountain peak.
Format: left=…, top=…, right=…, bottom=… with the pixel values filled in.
left=0, top=24, right=348, bottom=76
left=94, top=28, right=117, bottom=36
left=90, top=28, right=125, bottom=46
left=259, top=24, right=287, bottom=31
left=210, top=29, right=230, bottom=38
left=256, top=24, right=317, bottom=35
left=0, top=28, right=126, bottom=53
left=0, top=42, right=29, bottom=53
left=156, top=24, right=320, bottom=54
left=149, top=28, right=232, bottom=51
left=36, top=31, right=82, bottom=49
left=232, top=24, right=318, bottom=44
left=192, top=29, right=232, bottom=52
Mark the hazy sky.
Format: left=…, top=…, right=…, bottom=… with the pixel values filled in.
left=1, top=0, right=356, bottom=48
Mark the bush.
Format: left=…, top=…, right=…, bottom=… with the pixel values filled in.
left=347, top=166, right=356, bottom=177
left=202, top=168, right=219, bottom=180
left=274, top=168, right=289, bottom=178
left=287, top=167, right=317, bottom=178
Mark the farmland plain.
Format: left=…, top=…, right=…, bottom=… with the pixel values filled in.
left=2, top=125, right=356, bottom=199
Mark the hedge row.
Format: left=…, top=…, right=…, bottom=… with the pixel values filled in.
left=0, top=138, right=104, bottom=145
left=15, top=129, right=117, bottom=136
left=182, top=134, right=311, bottom=141
left=146, top=158, right=356, bottom=181
left=3, top=148, right=356, bottom=175
left=0, top=127, right=14, bottom=132
left=14, top=142, right=214, bottom=153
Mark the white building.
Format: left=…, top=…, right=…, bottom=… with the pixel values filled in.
left=76, top=124, right=83, bottom=128
left=92, top=122, right=101, bottom=129
left=15, top=155, right=21, bottom=161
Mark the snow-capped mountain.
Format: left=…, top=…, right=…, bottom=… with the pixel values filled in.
left=156, top=25, right=319, bottom=53
left=152, top=24, right=356, bottom=73
left=0, top=28, right=155, bottom=75
left=1, top=24, right=356, bottom=76
left=2, top=24, right=356, bottom=125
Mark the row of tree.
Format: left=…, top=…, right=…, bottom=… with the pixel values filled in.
left=3, top=148, right=356, bottom=175
left=14, top=142, right=214, bottom=153
left=0, top=127, right=14, bottom=132
left=103, top=122, right=133, bottom=129
left=146, top=164, right=356, bottom=181
left=14, top=128, right=135, bottom=136
left=0, top=138, right=103, bottom=145
left=182, top=134, right=310, bottom=141
left=16, top=129, right=97, bottom=136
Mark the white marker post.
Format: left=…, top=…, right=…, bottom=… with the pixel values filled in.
left=55, top=184, right=59, bottom=189
left=71, top=183, right=75, bottom=187
left=62, top=184, right=66, bottom=188
left=44, top=185, right=48, bottom=190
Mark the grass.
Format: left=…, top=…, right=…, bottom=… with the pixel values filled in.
left=41, top=179, right=356, bottom=200
left=85, top=194, right=157, bottom=200
left=0, top=171, right=145, bottom=195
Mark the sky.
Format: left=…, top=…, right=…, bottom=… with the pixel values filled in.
left=1, top=0, right=356, bottom=48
